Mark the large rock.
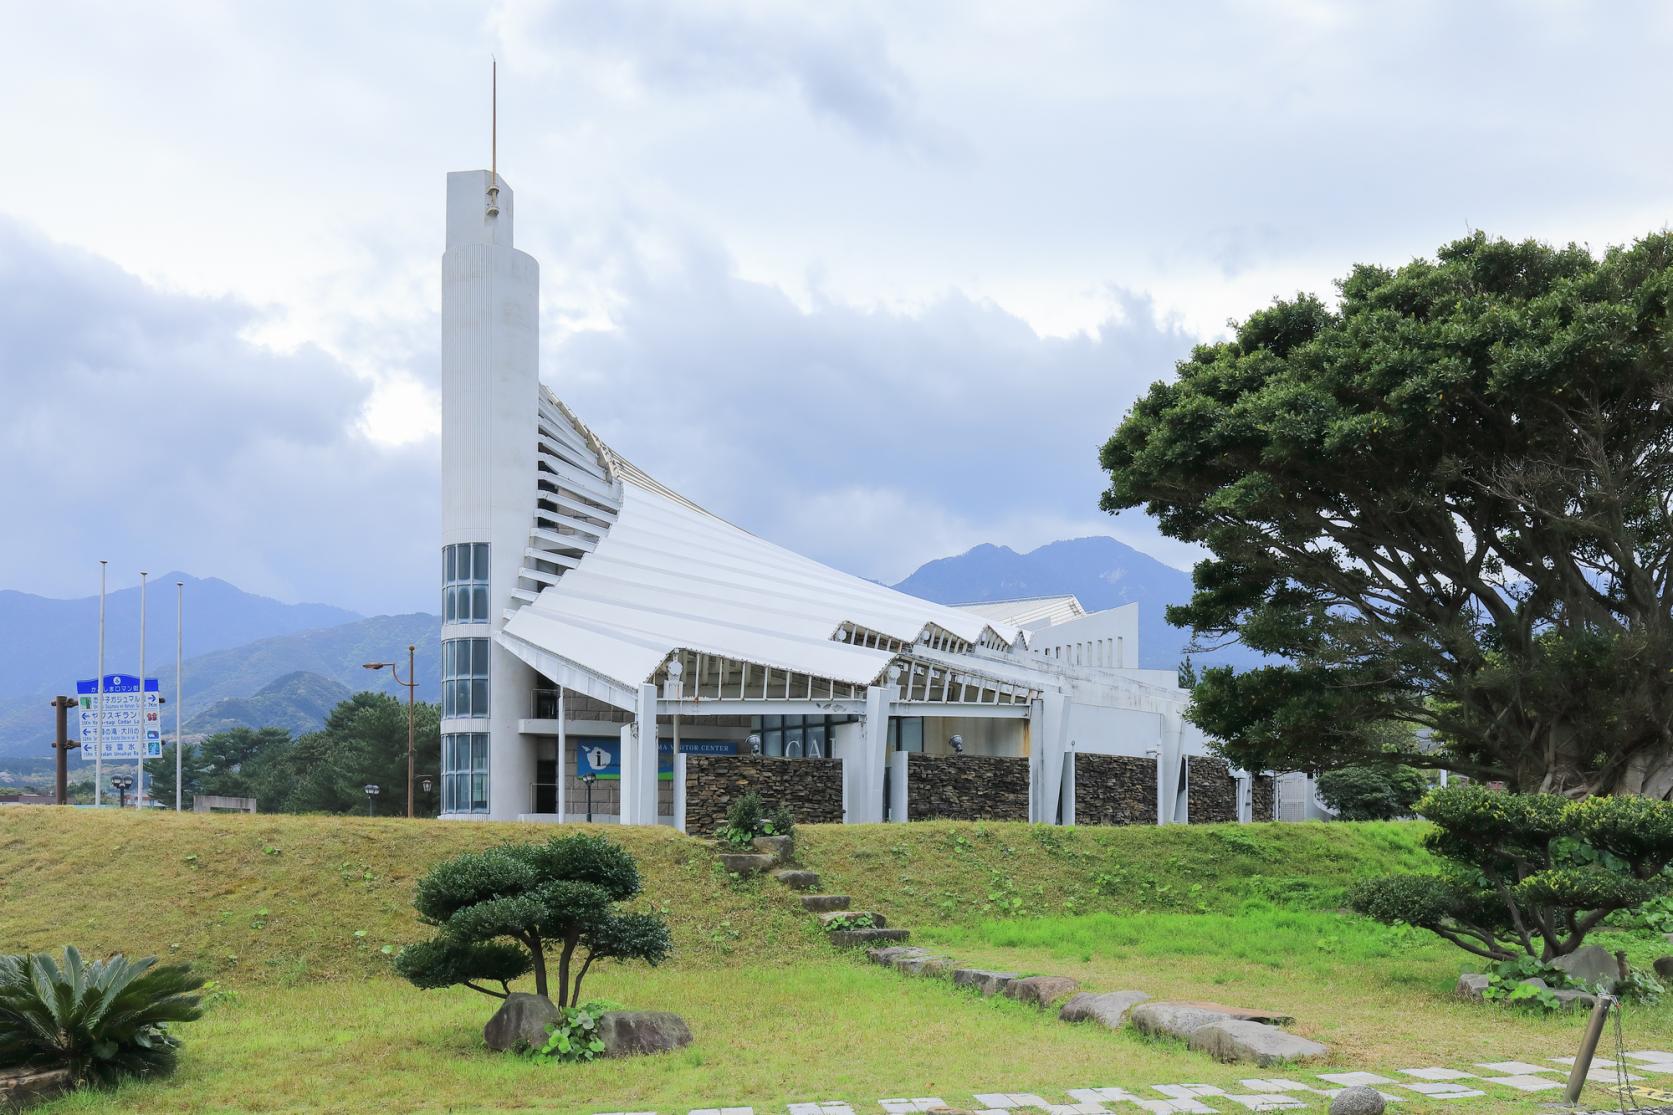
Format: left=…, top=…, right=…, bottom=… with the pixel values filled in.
left=1168, top=999, right=1294, bottom=1025
left=1003, top=975, right=1080, bottom=1008
left=1552, top=987, right=1598, bottom=1011
left=1550, top=944, right=1619, bottom=989
left=1130, top=1001, right=1234, bottom=1040
left=892, top=953, right=951, bottom=977
left=953, top=968, right=1018, bottom=996
left=1456, top=973, right=1491, bottom=1001
left=597, top=1011, right=693, bottom=1058
left=1060, top=990, right=1151, bottom=1028
left=817, top=910, right=887, bottom=929
left=751, top=835, right=793, bottom=863
left=829, top=927, right=909, bottom=948
left=1329, top=1085, right=1386, bottom=1115
left=0, top=1068, right=71, bottom=1108
left=1187, top=1019, right=1329, bottom=1066
left=868, top=946, right=928, bottom=966
left=774, top=869, right=820, bottom=890
left=1654, top=956, right=1673, bottom=981
left=483, top=992, right=560, bottom=1052
left=718, top=852, right=776, bottom=876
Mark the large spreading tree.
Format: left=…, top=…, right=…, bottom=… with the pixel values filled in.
left=1101, top=232, right=1673, bottom=796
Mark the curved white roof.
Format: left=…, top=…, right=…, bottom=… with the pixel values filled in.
left=500, top=394, right=1024, bottom=694
left=953, top=594, right=1086, bottom=630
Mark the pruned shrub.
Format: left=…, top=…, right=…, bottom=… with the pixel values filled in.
left=396, top=833, right=671, bottom=1009
left=0, top=946, right=204, bottom=1086
left=1350, top=785, right=1673, bottom=962
left=1316, top=764, right=1429, bottom=820
left=717, top=791, right=795, bottom=849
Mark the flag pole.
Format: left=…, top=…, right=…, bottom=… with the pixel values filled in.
left=95, top=560, right=107, bottom=807
left=137, top=571, right=147, bottom=809
left=175, top=580, right=184, bottom=811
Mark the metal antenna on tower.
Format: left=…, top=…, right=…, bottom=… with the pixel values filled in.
left=486, top=58, right=501, bottom=217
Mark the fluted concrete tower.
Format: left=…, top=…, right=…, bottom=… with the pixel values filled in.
left=439, top=170, right=540, bottom=818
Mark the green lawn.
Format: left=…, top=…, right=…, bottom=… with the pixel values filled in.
left=7, top=812, right=1671, bottom=1113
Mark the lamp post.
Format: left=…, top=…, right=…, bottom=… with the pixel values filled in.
left=110, top=774, right=134, bottom=810
left=363, top=783, right=380, bottom=816
left=363, top=644, right=418, bottom=818
left=580, top=772, right=596, bottom=823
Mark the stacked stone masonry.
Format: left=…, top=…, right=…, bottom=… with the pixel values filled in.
left=1072, top=753, right=1157, bottom=825
left=906, top=754, right=1029, bottom=821
left=682, top=755, right=844, bottom=836
left=1187, top=755, right=1238, bottom=823
left=1250, top=774, right=1276, bottom=822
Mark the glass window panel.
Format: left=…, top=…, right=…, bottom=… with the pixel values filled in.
left=474, top=543, right=489, bottom=580
left=899, top=718, right=923, bottom=753
left=473, top=736, right=488, bottom=770
left=471, top=680, right=488, bottom=717
left=472, top=586, right=487, bottom=621
left=761, top=715, right=781, bottom=729
left=763, top=729, right=781, bottom=756
left=806, top=724, right=827, bottom=757
left=471, top=772, right=487, bottom=811
left=474, top=638, right=490, bottom=675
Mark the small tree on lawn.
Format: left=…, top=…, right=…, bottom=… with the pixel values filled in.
left=395, top=834, right=671, bottom=1007
left=1316, top=764, right=1429, bottom=821
left=1351, top=785, right=1673, bottom=962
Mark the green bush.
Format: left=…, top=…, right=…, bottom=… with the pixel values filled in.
left=528, top=999, right=622, bottom=1063
left=718, top=791, right=795, bottom=849
left=0, top=946, right=204, bottom=1086
left=396, top=834, right=671, bottom=1011
left=1315, top=765, right=1429, bottom=821
left=1349, top=785, right=1673, bottom=963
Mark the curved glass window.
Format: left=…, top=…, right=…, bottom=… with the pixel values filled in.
left=442, top=733, right=489, bottom=813
left=442, top=637, right=490, bottom=719
left=443, top=543, right=490, bottom=624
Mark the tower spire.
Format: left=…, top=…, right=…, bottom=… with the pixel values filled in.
left=486, top=57, right=501, bottom=217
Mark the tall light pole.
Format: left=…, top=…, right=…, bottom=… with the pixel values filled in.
left=175, top=580, right=184, bottom=811
left=136, top=571, right=147, bottom=809
left=96, top=560, right=107, bottom=806
left=363, top=644, right=417, bottom=817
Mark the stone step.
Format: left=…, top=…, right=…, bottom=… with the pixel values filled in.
left=751, top=835, right=793, bottom=863
left=817, top=910, right=886, bottom=929
left=800, top=894, right=850, bottom=913
left=718, top=853, right=776, bottom=876
left=827, top=927, right=910, bottom=948
left=773, top=869, right=820, bottom=890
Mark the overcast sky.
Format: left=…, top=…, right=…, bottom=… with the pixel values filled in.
left=3, top=1, right=1672, bottom=614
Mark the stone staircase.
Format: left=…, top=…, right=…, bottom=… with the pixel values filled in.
left=716, top=835, right=911, bottom=948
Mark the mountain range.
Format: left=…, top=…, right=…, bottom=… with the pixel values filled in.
left=0, top=536, right=1249, bottom=766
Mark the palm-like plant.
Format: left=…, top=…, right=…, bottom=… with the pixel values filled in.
left=0, top=946, right=204, bottom=1085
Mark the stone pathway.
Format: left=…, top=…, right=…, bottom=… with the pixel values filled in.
left=590, top=1049, right=1673, bottom=1114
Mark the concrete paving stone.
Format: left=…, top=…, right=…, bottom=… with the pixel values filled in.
left=972, top=1095, right=1054, bottom=1110
left=687, top=1109, right=752, bottom=1115
left=1546, top=1057, right=1644, bottom=1082
left=1221, top=1097, right=1305, bottom=1112
left=1395, top=1068, right=1475, bottom=1081
left=879, top=1101, right=950, bottom=1113
left=1316, top=1074, right=1394, bottom=1087
left=1155, top=1085, right=1225, bottom=1099
left=1626, top=1051, right=1673, bottom=1064
left=788, top=1104, right=855, bottom=1115
left=1068, top=1089, right=1142, bottom=1104
left=1480, top=1075, right=1562, bottom=1092
left=1131, top=1099, right=1218, bottom=1114
left=1237, top=1079, right=1330, bottom=1095
left=1395, top=1083, right=1484, bottom=1098
left=1473, top=1061, right=1555, bottom=1074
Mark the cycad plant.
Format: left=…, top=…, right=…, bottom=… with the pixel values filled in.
left=0, top=946, right=204, bottom=1085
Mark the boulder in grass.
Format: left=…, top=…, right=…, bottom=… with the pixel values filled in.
left=1655, top=956, right=1673, bottom=982
left=751, top=835, right=793, bottom=863
left=1456, top=973, right=1491, bottom=1001
left=868, top=946, right=928, bottom=966
left=597, top=1011, right=693, bottom=1058
left=894, top=953, right=952, bottom=978
left=718, top=853, right=776, bottom=876
left=1003, top=975, right=1080, bottom=1008
left=1129, top=1001, right=1233, bottom=1040
left=484, top=992, right=560, bottom=1052
left=953, top=968, right=1018, bottom=996
left=1187, top=1019, right=1328, bottom=1066
left=1550, top=945, right=1619, bottom=990
left=1060, top=990, right=1151, bottom=1028
left=1329, top=1085, right=1386, bottom=1115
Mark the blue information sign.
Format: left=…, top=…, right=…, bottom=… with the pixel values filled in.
left=575, top=737, right=739, bottom=781
left=75, top=674, right=162, bottom=759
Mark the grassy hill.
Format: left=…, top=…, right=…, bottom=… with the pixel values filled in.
left=184, top=670, right=353, bottom=737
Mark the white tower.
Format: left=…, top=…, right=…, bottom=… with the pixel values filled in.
left=439, top=168, right=540, bottom=818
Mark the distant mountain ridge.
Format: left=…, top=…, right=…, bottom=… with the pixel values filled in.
left=891, top=536, right=1263, bottom=671
left=186, top=671, right=353, bottom=738
left=0, top=573, right=359, bottom=700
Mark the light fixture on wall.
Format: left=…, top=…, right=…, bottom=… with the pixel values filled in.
left=949, top=734, right=965, bottom=755
left=746, top=733, right=762, bottom=755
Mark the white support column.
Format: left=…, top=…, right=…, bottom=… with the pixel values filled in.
left=888, top=749, right=910, bottom=823
left=1061, top=748, right=1077, bottom=826
left=673, top=752, right=688, bottom=834
left=621, top=682, right=659, bottom=825
left=843, top=685, right=890, bottom=824
left=1029, top=693, right=1070, bottom=824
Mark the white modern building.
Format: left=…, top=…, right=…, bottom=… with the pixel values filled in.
left=438, top=166, right=1278, bottom=828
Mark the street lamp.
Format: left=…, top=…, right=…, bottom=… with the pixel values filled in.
left=110, top=774, right=134, bottom=810
left=364, top=783, right=380, bottom=816
left=580, top=772, right=597, bottom=823
left=363, top=644, right=418, bottom=818
left=419, top=774, right=434, bottom=795
left=949, top=734, right=965, bottom=756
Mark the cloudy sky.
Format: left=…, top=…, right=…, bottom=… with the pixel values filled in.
left=3, top=1, right=1671, bottom=614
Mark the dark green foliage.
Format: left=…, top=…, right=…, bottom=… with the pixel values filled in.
left=1350, top=785, right=1673, bottom=961
left=718, top=791, right=795, bottom=849
left=1100, top=231, right=1673, bottom=795
left=397, top=834, right=670, bottom=1010
left=0, top=946, right=203, bottom=1087
left=1316, top=765, right=1429, bottom=821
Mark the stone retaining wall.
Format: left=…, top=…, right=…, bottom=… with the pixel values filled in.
left=1072, top=753, right=1157, bottom=825
left=906, top=754, right=1029, bottom=821
left=1251, top=774, right=1276, bottom=822
left=1187, top=756, right=1238, bottom=823
left=682, top=756, right=844, bottom=836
